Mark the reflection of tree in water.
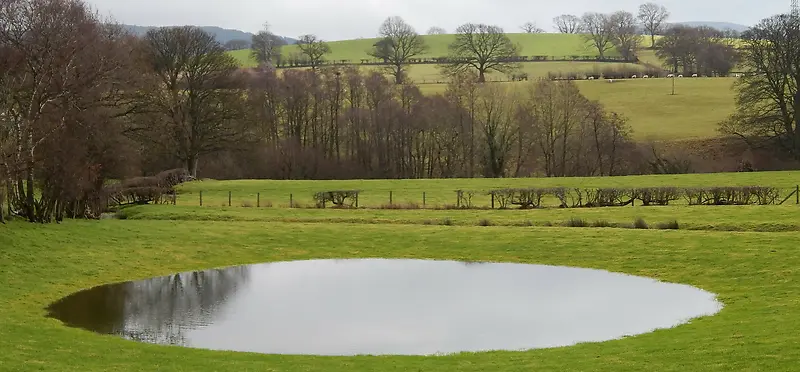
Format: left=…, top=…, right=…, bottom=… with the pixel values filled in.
left=47, top=266, right=250, bottom=346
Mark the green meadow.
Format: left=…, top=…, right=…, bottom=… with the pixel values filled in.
left=3, top=180, right=800, bottom=370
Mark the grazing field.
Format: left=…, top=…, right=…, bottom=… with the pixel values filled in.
left=3, top=203, right=800, bottom=370
left=229, top=33, right=616, bottom=67
left=172, top=170, right=797, bottom=209
left=416, top=77, right=737, bottom=141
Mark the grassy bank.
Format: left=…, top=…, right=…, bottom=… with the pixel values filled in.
left=2, top=219, right=800, bottom=371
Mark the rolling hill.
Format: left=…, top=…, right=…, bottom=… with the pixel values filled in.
left=229, top=33, right=620, bottom=67
left=121, top=24, right=298, bottom=45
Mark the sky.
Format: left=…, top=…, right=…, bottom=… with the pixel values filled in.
left=88, top=0, right=791, bottom=41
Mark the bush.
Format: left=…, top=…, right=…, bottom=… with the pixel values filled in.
left=633, top=218, right=649, bottom=229
left=241, top=201, right=254, bottom=208
left=477, top=218, right=493, bottom=227
left=313, top=190, right=360, bottom=208
left=592, top=220, right=613, bottom=228
left=565, top=217, right=588, bottom=227
left=379, top=202, right=420, bottom=210
left=261, top=200, right=274, bottom=208
left=114, top=209, right=129, bottom=220
left=440, top=217, right=454, bottom=226
left=656, top=220, right=680, bottom=230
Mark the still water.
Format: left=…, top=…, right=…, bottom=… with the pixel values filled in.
left=47, top=259, right=722, bottom=356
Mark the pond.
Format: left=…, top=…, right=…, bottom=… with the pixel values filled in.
left=46, top=259, right=723, bottom=356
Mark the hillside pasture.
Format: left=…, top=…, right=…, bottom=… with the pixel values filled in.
left=229, top=33, right=622, bottom=67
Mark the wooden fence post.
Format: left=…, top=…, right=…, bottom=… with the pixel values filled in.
left=423, top=192, right=426, bottom=208
left=228, top=191, right=231, bottom=207
left=257, top=193, right=260, bottom=208
left=389, top=191, right=393, bottom=205
left=199, top=191, right=203, bottom=207
left=172, top=192, right=176, bottom=205
left=355, top=193, right=359, bottom=208
left=290, top=194, right=294, bottom=208
left=491, top=192, right=495, bottom=209
left=796, top=185, right=799, bottom=205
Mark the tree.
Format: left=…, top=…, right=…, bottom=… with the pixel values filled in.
left=0, top=0, right=138, bottom=222
left=553, top=14, right=582, bottom=34
left=520, top=22, right=544, bottom=33
left=129, top=27, right=249, bottom=177
left=656, top=25, right=739, bottom=75
left=251, top=23, right=286, bottom=68
left=223, top=39, right=249, bottom=50
left=476, top=85, right=517, bottom=177
left=609, top=11, right=642, bottom=61
left=368, top=16, right=427, bottom=84
left=581, top=13, right=615, bottom=59
left=297, top=34, right=331, bottom=70
left=638, top=3, right=670, bottom=48
left=443, top=23, right=521, bottom=83
left=427, top=26, right=446, bottom=35
left=720, top=13, right=800, bottom=156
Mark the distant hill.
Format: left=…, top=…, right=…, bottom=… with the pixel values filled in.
left=121, top=24, right=298, bottom=45
left=671, top=21, right=750, bottom=33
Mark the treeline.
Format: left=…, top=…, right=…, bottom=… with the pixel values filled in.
left=221, top=68, right=636, bottom=180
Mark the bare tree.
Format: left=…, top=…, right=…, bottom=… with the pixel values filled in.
left=638, top=2, right=670, bottom=48
left=0, top=0, right=138, bottom=222
left=443, top=23, right=521, bottom=83
left=720, top=13, right=800, bottom=156
left=369, top=16, right=427, bottom=84
left=129, top=27, right=248, bottom=177
left=297, top=34, right=331, bottom=70
left=656, top=25, right=739, bottom=75
left=581, top=13, right=616, bottom=59
left=553, top=14, right=583, bottom=34
left=251, top=23, right=286, bottom=68
left=610, top=11, right=642, bottom=61
left=427, top=26, right=447, bottom=35
left=476, top=84, right=518, bottom=177
left=520, top=22, right=544, bottom=33
left=223, top=39, right=249, bottom=50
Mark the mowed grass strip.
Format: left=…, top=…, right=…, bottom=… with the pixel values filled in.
left=175, top=171, right=800, bottom=209
left=1, top=220, right=799, bottom=371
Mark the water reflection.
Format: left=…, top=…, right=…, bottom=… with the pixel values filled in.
left=47, top=267, right=250, bottom=345
left=47, top=259, right=722, bottom=356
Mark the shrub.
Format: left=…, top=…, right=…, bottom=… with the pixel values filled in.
left=440, top=217, right=454, bottom=226
left=656, top=220, right=680, bottom=230
left=261, top=200, right=274, bottom=208
left=565, top=217, right=588, bottom=227
left=477, top=218, right=493, bottom=227
left=592, top=220, right=613, bottom=228
left=379, top=202, right=420, bottom=210
left=455, top=190, right=477, bottom=209
left=241, top=201, right=254, bottom=208
left=422, top=220, right=434, bottom=225
left=313, top=190, right=360, bottom=208
left=114, top=209, right=129, bottom=220
left=633, top=217, right=649, bottom=229
left=636, top=187, right=681, bottom=206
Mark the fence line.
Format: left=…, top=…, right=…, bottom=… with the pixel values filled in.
left=171, top=185, right=800, bottom=209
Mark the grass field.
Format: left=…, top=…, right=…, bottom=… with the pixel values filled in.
left=4, top=171, right=800, bottom=370
left=3, top=193, right=800, bottom=370
left=415, top=77, right=737, bottom=141
left=229, top=33, right=617, bottom=67
left=172, top=170, right=796, bottom=209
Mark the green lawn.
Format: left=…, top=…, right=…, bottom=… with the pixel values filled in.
left=173, top=170, right=798, bottom=209
left=230, top=33, right=618, bottom=67
left=3, top=214, right=800, bottom=370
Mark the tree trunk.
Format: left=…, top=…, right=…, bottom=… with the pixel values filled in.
left=187, top=155, right=199, bottom=178
left=651, top=34, right=656, bottom=48
left=478, top=70, right=486, bottom=83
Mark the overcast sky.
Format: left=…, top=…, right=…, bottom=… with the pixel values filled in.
left=89, top=0, right=791, bottom=41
